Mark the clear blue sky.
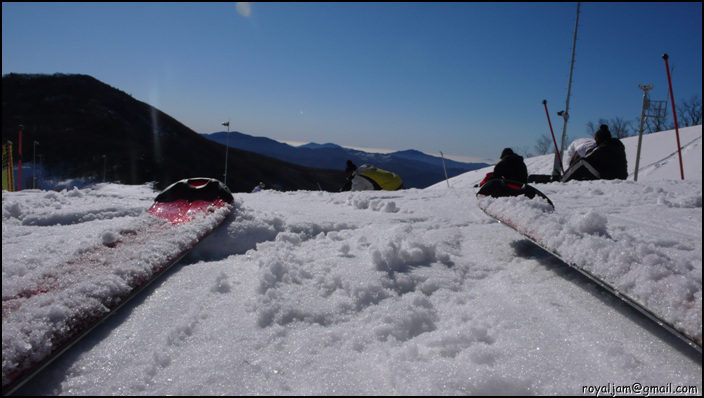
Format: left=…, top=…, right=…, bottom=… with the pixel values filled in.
left=3, top=2, right=702, bottom=163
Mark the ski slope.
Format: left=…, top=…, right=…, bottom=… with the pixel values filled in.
left=2, top=126, right=701, bottom=395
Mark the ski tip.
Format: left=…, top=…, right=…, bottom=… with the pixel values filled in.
left=476, top=179, right=554, bottom=209
left=154, top=178, right=234, bottom=204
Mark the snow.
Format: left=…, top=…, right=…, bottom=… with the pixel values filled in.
left=2, top=126, right=702, bottom=395
left=476, top=182, right=701, bottom=348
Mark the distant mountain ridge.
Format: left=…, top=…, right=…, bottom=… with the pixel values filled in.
left=203, top=131, right=489, bottom=189
left=298, top=142, right=343, bottom=150
left=2, top=72, right=487, bottom=192
left=1, top=73, right=344, bottom=192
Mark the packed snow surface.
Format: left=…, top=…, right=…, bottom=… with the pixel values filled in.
left=2, top=126, right=702, bottom=395
left=477, top=182, right=701, bottom=348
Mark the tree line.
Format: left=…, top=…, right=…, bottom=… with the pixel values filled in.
left=532, top=95, right=702, bottom=156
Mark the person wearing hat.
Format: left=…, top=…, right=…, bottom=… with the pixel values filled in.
left=340, top=160, right=404, bottom=191
left=490, top=148, right=528, bottom=184
left=561, top=124, right=628, bottom=182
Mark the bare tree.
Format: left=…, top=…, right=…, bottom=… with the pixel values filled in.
left=586, top=118, right=632, bottom=138
left=609, top=117, right=632, bottom=138
left=534, top=134, right=553, bottom=155
left=585, top=95, right=700, bottom=139
left=586, top=119, right=609, bottom=136
left=514, top=145, right=534, bottom=159
left=587, top=119, right=609, bottom=138
left=677, top=95, right=702, bottom=127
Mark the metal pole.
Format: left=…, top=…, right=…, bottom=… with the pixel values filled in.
left=222, top=121, right=230, bottom=186
left=38, top=154, right=43, bottom=189
left=634, top=85, right=652, bottom=181
left=440, top=151, right=450, bottom=188
left=33, top=141, right=39, bottom=189
left=554, top=2, right=581, bottom=177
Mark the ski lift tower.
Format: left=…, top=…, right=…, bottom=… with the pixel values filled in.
left=633, top=84, right=667, bottom=181
left=552, top=2, right=581, bottom=179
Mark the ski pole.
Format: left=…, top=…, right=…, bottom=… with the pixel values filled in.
left=543, top=100, right=563, bottom=174
left=440, top=151, right=450, bottom=188
left=662, top=54, right=684, bottom=180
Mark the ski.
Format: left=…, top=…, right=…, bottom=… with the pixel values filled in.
left=476, top=179, right=554, bottom=209
left=2, top=178, right=234, bottom=395
left=476, top=180, right=702, bottom=353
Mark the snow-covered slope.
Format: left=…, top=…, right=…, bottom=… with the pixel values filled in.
left=428, top=125, right=702, bottom=189
left=2, top=126, right=701, bottom=395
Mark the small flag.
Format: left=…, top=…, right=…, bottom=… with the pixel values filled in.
left=222, top=122, right=230, bottom=127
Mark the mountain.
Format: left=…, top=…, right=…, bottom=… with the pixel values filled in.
left=298, top=142, right=344, bottom=150
left=203, top=131, right=489, bottom=189
left=1, top=73, right=343, bottom=192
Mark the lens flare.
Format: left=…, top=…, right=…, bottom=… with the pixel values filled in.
left=236, top=2, right=251, bottom=18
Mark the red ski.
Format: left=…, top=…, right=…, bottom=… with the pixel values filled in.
left=2, top=178, right=234, bottom=395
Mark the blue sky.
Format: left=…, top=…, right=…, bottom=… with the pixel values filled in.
left=3, top=2, right=702, bottom=163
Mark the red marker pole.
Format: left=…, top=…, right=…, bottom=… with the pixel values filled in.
left=662, top=54, right=684, bottom=180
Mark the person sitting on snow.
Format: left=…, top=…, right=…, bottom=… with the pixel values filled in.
left=340, top=160, right=404, bottom=191
left=563, top=137, right=597, bottom=170
left=475, top=171, right=494, bottom=188
left=490, top=148, right=528, bottom=184
left=527, top=138, right=597, bottom=184
left=561, top=125, right=628, bottom=182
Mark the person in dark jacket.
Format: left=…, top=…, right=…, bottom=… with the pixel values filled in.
left=491, top=148, right=528, bottom=184
left=561, top=125, right=628, bottom=182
